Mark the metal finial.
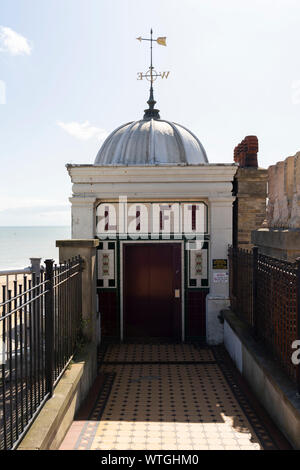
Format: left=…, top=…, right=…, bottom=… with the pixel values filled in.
left=136, top=29, right=169, bottom=120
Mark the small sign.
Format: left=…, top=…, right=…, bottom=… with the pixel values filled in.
left=213, top=259, right=228, bottom=270
left=213, top=272, right=229, bottom=284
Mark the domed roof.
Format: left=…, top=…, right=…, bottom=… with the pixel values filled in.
left=94, top=118, right=208, bottom=165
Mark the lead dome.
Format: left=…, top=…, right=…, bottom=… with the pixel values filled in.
left=94, top=118, right=208, bottom=166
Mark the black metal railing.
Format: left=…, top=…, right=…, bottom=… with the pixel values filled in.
left=0, top=256, right=82, bottom=450
left=52, top=258, right=83, bottom=388
left=229, top=246, right=299, bottom=392
left=228, top=246, right=254, bottom=326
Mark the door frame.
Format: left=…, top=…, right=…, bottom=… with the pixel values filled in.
left=120, top=240, right=185, bottom=342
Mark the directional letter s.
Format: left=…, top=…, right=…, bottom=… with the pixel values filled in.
left=291, top=340, right=300, bottom=365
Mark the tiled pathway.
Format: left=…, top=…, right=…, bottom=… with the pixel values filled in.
left=60, top=343, right=291, bottom=450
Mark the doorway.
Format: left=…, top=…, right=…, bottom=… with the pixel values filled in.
left=123, top=243, right=182, bottom=340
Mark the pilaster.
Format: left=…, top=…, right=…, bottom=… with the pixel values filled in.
left=206, top=197, right=235, bottom=345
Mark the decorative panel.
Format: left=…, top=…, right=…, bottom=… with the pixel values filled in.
left=188, top=242, right=208, bottom=287
left=96, top=201, right=208, bottom=239
left=97, top=241, right=116, bottom=288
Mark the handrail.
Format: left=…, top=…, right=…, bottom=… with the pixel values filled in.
left=0, top=267, right=32, bottom=276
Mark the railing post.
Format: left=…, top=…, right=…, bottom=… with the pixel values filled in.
left=252, top=246, right=259, bottom=335
left=296, top=257, right=300, bottom=395
left=30, top=258, right=41, bottom=276
left=45, top=259, right=54, bottom=398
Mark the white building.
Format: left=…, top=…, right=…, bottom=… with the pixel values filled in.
left=67, top=104, right=236, bottom=344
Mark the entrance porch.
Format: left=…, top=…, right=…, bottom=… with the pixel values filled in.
left=98, top=240, right=209, bottom=342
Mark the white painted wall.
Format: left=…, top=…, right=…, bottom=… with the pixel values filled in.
left=224, top=320, right=243, bottom=373
left=70, top=197, right=96, bottom=239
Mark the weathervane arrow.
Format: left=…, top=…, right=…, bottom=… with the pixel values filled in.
left=157, top=37, right=167, bottom=46
left=136, top=35, right=167, bottom=46
left=136, top=29, right=170, bottom=120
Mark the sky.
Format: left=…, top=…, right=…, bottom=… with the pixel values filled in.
left=1, top=0, right=300, bottom=226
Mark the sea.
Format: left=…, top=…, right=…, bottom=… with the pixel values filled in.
left=0, top=226, right=71, bottom=270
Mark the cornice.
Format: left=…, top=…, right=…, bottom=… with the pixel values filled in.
left=67, top=164, right=237, bottom=184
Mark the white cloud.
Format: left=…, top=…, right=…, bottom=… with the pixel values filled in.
left=57, top=121, right=108, bottom=141
left=0, top=26, right=32, bottom=55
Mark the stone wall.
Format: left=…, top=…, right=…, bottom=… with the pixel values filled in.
left=56, top=239, right=99, bottom=343
left=267, top=152, right=300, bottom=228
left=252, top=152, right=300, bottom=261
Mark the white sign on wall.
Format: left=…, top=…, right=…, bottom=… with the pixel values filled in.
left=213, top=272, right=228, bottom=284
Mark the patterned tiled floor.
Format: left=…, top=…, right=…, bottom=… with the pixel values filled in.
left=60, top=343, right=291, bottom=450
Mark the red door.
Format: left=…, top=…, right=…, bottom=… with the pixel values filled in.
left=123, top=243, right=182, bottom=340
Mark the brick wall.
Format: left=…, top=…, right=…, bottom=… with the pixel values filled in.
left=233, top=136, right=268, bottom=249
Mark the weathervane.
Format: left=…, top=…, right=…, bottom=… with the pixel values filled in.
left=136, top=29, right=170, bottom=119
